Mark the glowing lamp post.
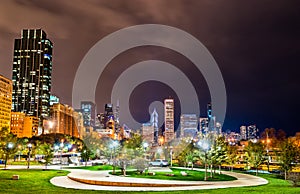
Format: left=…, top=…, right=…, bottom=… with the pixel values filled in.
left=143, top=142, right=149, bottom=160
left=170, top=146, right=173, bottom=167
left=198, top=140, right=210, bottom=181
left=60, top=142, right=64, bottom=168
left=4, top=142, right=14, bottom=169
left=27, top=143, right=32, bottom=169
left=266, top=135, right=271, bottom=172
left=110, top=141, right=118, bottom=174
left=18, top=145, right=22, bottom=161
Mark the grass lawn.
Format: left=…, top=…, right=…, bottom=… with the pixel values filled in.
left=64, top=164, right=116, bottom=171
left=1, top=160, right=42, bottom=166
left=112, top=168, right=237, bottom=181
left=0, top=169, right=299, bottom=194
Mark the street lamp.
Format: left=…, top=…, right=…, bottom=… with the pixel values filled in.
left=110, top=141, right=118, bottom=174
left=4, top=142, right=14, bottom=169
left=170, top=146, right=173, bottom=167
left=27, top=143, right=32, bottom=169
left=266, top=134, right=271, bottom=172
left=60, top=142, right=64, bottom=168
left=198, top=140, right=210, bottom=181
left=143, top=142, right=149, bottom=160
left=18, top=144, right=22, bottom=161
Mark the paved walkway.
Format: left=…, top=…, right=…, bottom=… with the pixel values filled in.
left=1, top=165, right=268, bottom=191
left=50, top=167, right=268, bottom=191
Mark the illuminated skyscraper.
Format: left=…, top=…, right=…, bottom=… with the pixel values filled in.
left=12, top=29, right=53, bottom=121
left=150, top=108, right=159, bottom=143
left=164, top=98, right=174, bottom=143
left=207, top=103, right=212, bottom=120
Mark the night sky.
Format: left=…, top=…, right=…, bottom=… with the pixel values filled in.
left=0, top=0, right=299, bottom=136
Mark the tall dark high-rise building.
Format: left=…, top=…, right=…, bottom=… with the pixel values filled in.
left=12, top=29, right=53, bottom=120
left=80, top=101, right=96, bottom=127
left=207, top=102, right=212, bottom=120
left=105, top=103, right=114, bottom=118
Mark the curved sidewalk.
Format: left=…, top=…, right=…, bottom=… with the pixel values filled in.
left=50, top=168, right=268, bottom=191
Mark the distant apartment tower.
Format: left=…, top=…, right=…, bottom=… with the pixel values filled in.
left=216, top=122, right=222, bottom=134
left=164, top=98, right=174, bottom=143
left=199, top=118, right=209, bottom=134
left=240, top=126, right=247, bottom=140
left=12, top=29, right=53, bottom=121
left=81, top=101, right=96, bottom=128
left=247, top=125, right=259, bottom=141
left=0, top=75, right=12, bottom=131
left=97, top=103, right=115, bottom=129
left=180, top=114, right=198, bottom=138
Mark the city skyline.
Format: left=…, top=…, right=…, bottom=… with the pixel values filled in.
left=0, top=1, right=299, bottom=135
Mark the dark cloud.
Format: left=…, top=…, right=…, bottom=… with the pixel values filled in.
left=0, top=0, right=299, bottom=135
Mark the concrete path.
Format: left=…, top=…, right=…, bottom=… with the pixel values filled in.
left=50, top=167, right=268, bottom=191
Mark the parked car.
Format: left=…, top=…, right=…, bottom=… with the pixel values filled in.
left=149, top=159, right=169, bottom=167
left=91, top=159, right=108, bottom=165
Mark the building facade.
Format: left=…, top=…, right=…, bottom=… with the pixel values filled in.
left=142, top=123, right=154, bottom=143
left=11, top=112, right=38, bottom=138
left=164, top=98, right=174, bottom=143
left=12, top=29, right=53, bottom=121
left=80, top=101, right=96, bottom=128
left=247, top=125, right=259, bottom=141
left=50, top=95, right=60, bottom=106
left=240, top=126, right=247, bottom=140
left=0, top=75, right=12, bottom=131
left=50, top=103, right=81, bottom=138
left=150, top=108, right=159, bottom=144
left=199, top=117, right=209, bottom=134
left=180, top=114, right=198, bottom=138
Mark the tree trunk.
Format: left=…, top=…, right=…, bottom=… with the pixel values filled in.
left=210, top=164, right=213, bottom=178
left=256, top=168, right=258, bottom=176
left=285, top=170, right=287, bottom=180
left=192, top=163, right=194, bottom=170
left=123, top=164, right=126, bottom=176
left=219, top=165, right=221, bottom=174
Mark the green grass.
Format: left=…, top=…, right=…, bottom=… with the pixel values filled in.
left=0, top=169, right=299, bottom=194
left=0, top=160, right=42, bottom=166
left=64, top=164, right=118, bottom=171
left=112, top=168, right=237, bottom=181
left=202, top=173, right=300, bottom=194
